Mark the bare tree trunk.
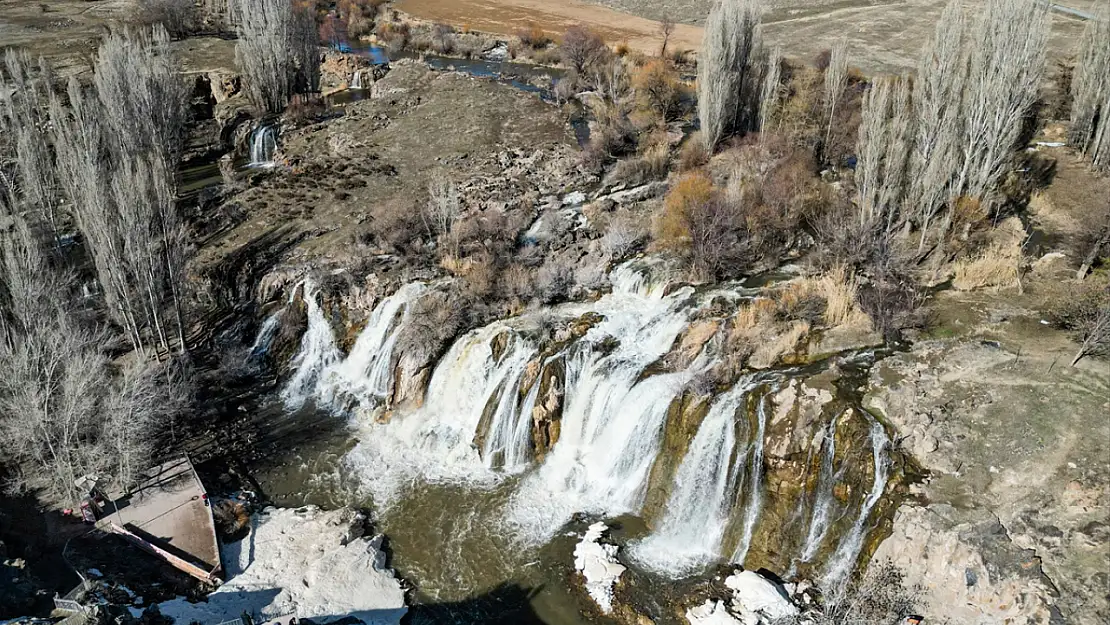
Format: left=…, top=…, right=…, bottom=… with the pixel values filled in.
left=698, top=0, right=764, bottom=152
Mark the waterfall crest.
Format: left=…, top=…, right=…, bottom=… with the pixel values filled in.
left=281, top=281, right=341, bottom=410
left=315, top=282, right=426, bottom=413
left=628, top=377, right=759, bottom=576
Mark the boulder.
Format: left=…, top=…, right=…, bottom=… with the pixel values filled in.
left=686, top=600, right=746, bottom=625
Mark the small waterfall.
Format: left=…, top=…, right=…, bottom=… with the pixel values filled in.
left=350, top=70, right=364, bottom=89
left=799, top=416, right=841, bottom=563
left=628, top=378, right=758, bottom=576
left=249, top=124, right=277, bottom=167
left=281, top=281, right=341, bottom=410
left=482, top=354, right=550, bottom=471
left=247, top=312, right=281, bottom=362
left=822, top=415, right=891, bottom=589
left=315, top=283, right=426, bottom=412
left=731, top=393, right=769, bottom=565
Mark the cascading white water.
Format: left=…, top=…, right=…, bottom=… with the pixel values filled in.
left=315, top=282, right=426, bottom=413
left=351, top=70, right=364, bottom=89
left=249, top=124, right=277, bottom=167
left=627, top=377, right=759, bottom=576
left=247, top=312, right=281, bottom=362
left=822, top=414, right=891, bottom=589
left=281, top=281, right=341, bottom=410
left=731, top=393, right=770, bottom=565
left=799, top=416, right=841, bottom=563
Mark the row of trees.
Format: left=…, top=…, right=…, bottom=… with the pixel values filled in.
left=232, top=0, right=321, bottom=113
left=0, top=28, right=192, bottom=505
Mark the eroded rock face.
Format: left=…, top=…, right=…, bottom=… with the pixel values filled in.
left=866, top=340, right=1110, bottom=624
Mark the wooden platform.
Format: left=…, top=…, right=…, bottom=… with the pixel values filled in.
left=99, top=456, right=222, bottom=583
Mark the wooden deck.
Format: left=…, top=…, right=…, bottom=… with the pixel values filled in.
left=99, top=456, right=222, bottom=583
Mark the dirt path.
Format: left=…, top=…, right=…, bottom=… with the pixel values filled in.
left=396, top=0, right=704, bottom=55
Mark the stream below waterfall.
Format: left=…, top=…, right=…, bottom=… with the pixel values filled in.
left=222, top=260, right=907, bottom=625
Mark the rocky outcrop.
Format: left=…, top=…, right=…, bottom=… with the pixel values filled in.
left=865, top=339, right=1110, bottom=624
left=574, top=522, right=626, bottom=615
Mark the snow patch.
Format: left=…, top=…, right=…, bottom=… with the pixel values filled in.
left=156, top=507, right=406, bottom=625
left=686, top=600, right=746, bottom=625
left=573, top=522, right=625, bottom=614
left=724, top=571, right=798, bottom=622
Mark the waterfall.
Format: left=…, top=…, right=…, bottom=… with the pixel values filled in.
left=731, top=393, right=769, bottom=565
left=281, top=281, right=341, bottom=410
left=822, top=414, right=891, bottom=589
left=351, top=70, right=364, bottom=89
left=247, top=312, right=281, bottom=362
left=799, top=416, right=841, bottom=563
left=249, top=124, right=277, bottom=167
left=628, top=377, right=759, bottom=577
left=315, top=283, right=426, bottom=413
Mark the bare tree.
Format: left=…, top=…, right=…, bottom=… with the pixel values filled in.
left=823, top=37, right=849, bottom=154
left=698, top=0, right=765, bottom=151
left=660, top=16, right=676, bottom=58
left=759, top=46, right=782, bottom=136
left=1069, top=5, right=1110, bottom=172
left=232, top=0, right=320, bottom=113
left=422, top=175, right=461, bottom=256
left=0, top=51, right=64, bottom=246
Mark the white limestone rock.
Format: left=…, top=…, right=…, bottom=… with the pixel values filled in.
left=724, top=570, right=799, bottom=621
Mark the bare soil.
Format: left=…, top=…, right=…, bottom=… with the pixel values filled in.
left=398, top=0, right=1098, bottom=72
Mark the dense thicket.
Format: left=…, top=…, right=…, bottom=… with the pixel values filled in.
left=50, top=27, right=190, bottom=356
left=0, top=49, right=188, bottom=505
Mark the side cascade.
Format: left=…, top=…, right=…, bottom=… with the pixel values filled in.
left=281, top=281, right=341, bottom=410
left=248, top=124, right=277, bottom=167
left=822, top=414, right=891, bottom=589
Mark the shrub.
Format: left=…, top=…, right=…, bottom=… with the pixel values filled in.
left=1049, top=272, right=1110, bottom=365
left=368, top=197, right=425, bottom=254
left=952, top=239, right=1025, bottom=291
left=655, top=170, right=715, bottom=247
left=535, top=254, right=577, bottom=303
left=610, top=141, right=669, bottom=186
left=517, top=23, right=550, bottom=49
left=632, top=59, right=685, bottom=122
left=600, top=211, right=648, bottom=259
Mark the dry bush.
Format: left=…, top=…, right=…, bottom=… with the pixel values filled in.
left=776, top=267, right=870, bottom=328
left=614, top=41, right=631, bottom=57
left=655, top=170, right=715, bottom=248
left=732, top=297, right=778, bottom=332
left=581, top=99, right=638, bottom=169
left=632, top=59, right=685, bottom=122
left=368, top=197, right=425, bottom=254
left=535, top=254, right=578, bottom=303
left=517, top=23, right=551, bottom=49
left=375, top=21, right=410, bottom=54
left=610, top=141, right=669, bottom=186
left=1048, top=272, right=1110, bottom=365
left=679, top=132, right=710, bottom=170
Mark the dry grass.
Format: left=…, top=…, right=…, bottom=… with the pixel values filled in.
left=776, top=266, right=870, bottom=328
left=952, top=236, right=1026, bottom=292
left=732, top=297, right=777, bottom=332
left=750, top=320, right=810, bottom=367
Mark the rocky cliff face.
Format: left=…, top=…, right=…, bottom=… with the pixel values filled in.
left=865, top=338, right=1110, bottom=624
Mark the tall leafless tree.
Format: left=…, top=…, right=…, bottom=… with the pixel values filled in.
left=232, top=0, right=320, bottom=113
left=698, top=0, right=764, bottom=152
left=908, top=0, right=968, bottom=251
left=759, top=46, right=783, bottom=136
left=856, top=76, right=914, bottom=236
left=823, top=37, right=849, bottom=153
left=1069, top=5, right=1110, bottom=172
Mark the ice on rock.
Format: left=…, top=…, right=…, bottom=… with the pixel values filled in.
left=724, top=570, right=798, bottom=621
left=573, top=522, right=626, bottom=614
